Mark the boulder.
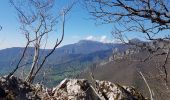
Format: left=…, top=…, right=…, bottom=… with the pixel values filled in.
left=95, top=80, right=146, bottom=100
left=52, top=79, right=99, bottom=100
left=52, top=79, right=147, bottom=100
left=0, top=76, right=41, bottom=100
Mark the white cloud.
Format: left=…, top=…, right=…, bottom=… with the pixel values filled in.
left=85, top=35, right=96, bottom=41
left=85, top=35, right=112, bottom=43
left=100, top=35, right=112, bottom=43
left=100, top=35, right=107, bottom=42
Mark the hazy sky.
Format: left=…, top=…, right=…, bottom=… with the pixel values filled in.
left=0, top=0, right=117, bottom=50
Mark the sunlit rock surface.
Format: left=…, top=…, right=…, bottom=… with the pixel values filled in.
left=0, top=76, right=147, bottom=100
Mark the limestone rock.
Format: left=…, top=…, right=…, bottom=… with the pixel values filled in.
left=0, top=76, right=41, bottom=100
left=0, top=76, right=147, bottom=100
left=52, top=79, right=98, bottom=100
left=52, top=79, right=147, bottom=100
left=95, top=80, right=146, bottom=100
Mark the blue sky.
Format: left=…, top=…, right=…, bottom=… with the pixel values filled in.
left=0, top=0, right=168, bottom=50
left=0, top=0, right=115, bottom=49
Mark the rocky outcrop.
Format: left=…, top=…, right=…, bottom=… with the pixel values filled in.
left=95, top=80, right=146, bottom=100
left=0, top=76, right=41, bottom=100
left=0, top=76, right=148, bottom=100
left=52, top=79, right=99, bottom=100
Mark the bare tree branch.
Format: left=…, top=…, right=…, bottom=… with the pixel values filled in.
left=26, top=10, right=67, bottom=82
left=7, top=42, right=30, bottom=78
left=139, top=71, right=154, bottom=100
left=8, top=0, right=75, bottom=83
left=162, top=48, right=170, bottom=83
left=0, top=25, right=2, bottom=31
left=85, top=0, right=170, bottom=98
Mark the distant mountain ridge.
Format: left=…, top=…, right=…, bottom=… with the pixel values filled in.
left=0, top=40, right=129, bottom=86
left=54, top=40, right=114, bottom=55
left=0, top=40, right=125, bottom=63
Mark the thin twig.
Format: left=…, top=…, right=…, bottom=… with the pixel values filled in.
left=139, top=71, right=154, bottom=100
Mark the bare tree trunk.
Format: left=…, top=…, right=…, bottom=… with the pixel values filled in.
left=26, top=43, right=39, bottom=82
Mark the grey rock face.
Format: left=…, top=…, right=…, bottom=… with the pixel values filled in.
left=0, top=76, right=147, bottom=100
left=0, top=76, right=41, bottom=100
left=95, top=80, right=146, bottom=100
left=52, top=79, right=99, bottom=100
left=51, top=79, right=147, bottom=100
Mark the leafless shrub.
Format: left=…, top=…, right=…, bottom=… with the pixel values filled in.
left=7, top=0, right=75, bottom=83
